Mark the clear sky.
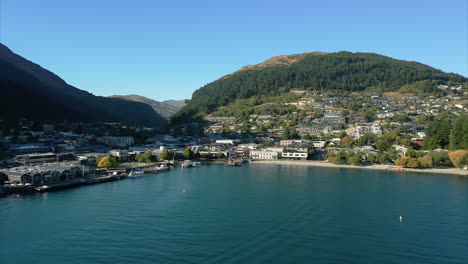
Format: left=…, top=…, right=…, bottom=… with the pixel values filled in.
left=1, top=0, right=467, bottom=101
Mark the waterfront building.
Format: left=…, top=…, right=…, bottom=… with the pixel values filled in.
left=266, top=146, right=285, bottom=153
left=1, top=162, right=82, bottom=185
left=287, top=142, right=313, bottom=153
left=250, top=150, right=279, bottom=160
left=281, top=150, right=308, bottom=160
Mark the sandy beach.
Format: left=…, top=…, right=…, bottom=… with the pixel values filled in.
left=250, top=160, right=468, bottom=176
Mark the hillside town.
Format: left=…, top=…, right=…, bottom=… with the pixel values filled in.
left=1, top=85, right=467, bottom=195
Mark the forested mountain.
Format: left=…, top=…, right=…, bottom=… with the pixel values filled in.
left=171, top=52, right=467, bottom=123
left=110, top=95, right=185, bottom=119
left=0, top=44, right=166, bottom=127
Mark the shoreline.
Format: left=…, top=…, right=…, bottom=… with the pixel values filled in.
left=250, top=160, right=468, bottom=176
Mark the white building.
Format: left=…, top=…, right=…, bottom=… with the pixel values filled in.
left=109, top=149, right=130, bottom=162
left=281, top=151, right=307, bottom=160
left=215, top=139, right=240, bottom=145
left=250, top=150, right=279, bottom=160
left=310, top=140, right=327, bottom=149
left=355, top=123, right=382, bottom=139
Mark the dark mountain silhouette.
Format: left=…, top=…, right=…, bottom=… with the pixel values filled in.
left=110, top=95, right=186, bottom=119
left=0, top=44, right=166, bottom=127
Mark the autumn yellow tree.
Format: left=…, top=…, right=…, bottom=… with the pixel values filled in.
left=396, top=157, right=420, bottom=168
left=418, top=155, right=433, bottom=168
left=448, top=150, right=468, bottom=169
left=97, top=156, right=119, bottom=168
left=96, top=156, right=106, bottom=166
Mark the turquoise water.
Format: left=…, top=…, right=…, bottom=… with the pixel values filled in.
left=1, top=164, right=468, bottom=264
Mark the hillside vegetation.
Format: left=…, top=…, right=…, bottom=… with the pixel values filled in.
left=172, top=52, right=466, bottom=123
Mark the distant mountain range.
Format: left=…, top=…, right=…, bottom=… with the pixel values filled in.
left=0, top=44, right=166, bottom=127
left=109, top=95, right=186, bottom=119
left=171, top=51, right=467, bottom=123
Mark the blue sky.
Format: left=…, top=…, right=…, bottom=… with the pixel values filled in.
left=1, top=0, right=467, bottom=101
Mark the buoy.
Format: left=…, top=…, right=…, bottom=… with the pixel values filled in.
left=399, top=216, right=403, bottom=221
left=183, top=188, right=186, bottom=193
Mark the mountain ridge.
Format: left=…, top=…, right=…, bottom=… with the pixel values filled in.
left=171, top=51, right=467, bottom=124
left=109, top=94, right=186, bottom=119
left=0, top=43, right=167, bottom=127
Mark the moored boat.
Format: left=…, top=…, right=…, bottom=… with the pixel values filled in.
left=128, top=170, right=144, bottom=178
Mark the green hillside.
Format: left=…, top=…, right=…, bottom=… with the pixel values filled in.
left=172, top=52, right=466, bottom=123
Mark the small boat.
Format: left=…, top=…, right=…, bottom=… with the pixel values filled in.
left=128, top=171, right=144, bottom=178
left=192, top=161, right=201, bottom=167
left=181, top=160, right=193, bottom=168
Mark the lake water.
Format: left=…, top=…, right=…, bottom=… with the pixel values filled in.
left=1, top=164, right=468, bottom=264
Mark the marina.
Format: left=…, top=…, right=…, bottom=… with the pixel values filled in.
left=0, top=160, right=217, bottom=196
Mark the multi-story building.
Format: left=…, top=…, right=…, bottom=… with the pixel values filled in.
left=109, top=149, right=130, bottom=162
left=281, top=150, right=308, bottom=160
left=1, top=162, right=82, bottom=185
left=250, top=150, right=279, bottom=160
left=97, top=136, right=134, bottom=148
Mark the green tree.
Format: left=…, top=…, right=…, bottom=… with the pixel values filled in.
left=449, top=116, right=468, bottom=150
left=356, top=133, right=378, bottom=146
left=160, top=149, right=173, bottom=160
left=281, top=127, right=290, bottom=140
left=407, top=147, right=417, bottom=158
left=378, top=153, right=390, bottom=164
left=428, top=151, right=452, bottom=167
left=183, top=147, right=194, bottom=159
left=217, top=153, right=226, bottom=159
left=347, top=154, right=362, bottom=165
left=137, top=151, right=157, bottom=163
left=367, top=153, right=376, bottom=163
left=376, top=133, right=398, bottom=152
left=289, top=127, right=300, bottom=139
left=424, top=115, right=451, bottom=150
